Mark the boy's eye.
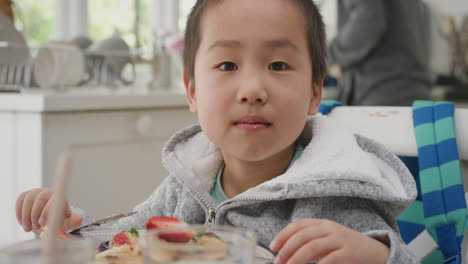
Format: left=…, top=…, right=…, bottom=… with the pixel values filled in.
left=218, top=62, right=238, bottom=71
left=268, top=61, right=288, bottom=71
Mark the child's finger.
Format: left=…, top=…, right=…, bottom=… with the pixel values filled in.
left=16, top=190, right=30, bottom=225
left=274, top=226, right=328, bottom=264
left=63, top=200, right=72, bottom=219
left=270, top=219, right=320, bottom=252
left=38, top=195, right=71, bottom=227
left=63, top=213, right=83, bottom=231
left=286, top=237, right=340, bottom=264
left=30, top=190, right=52, bottom=231
left=21, top=189, right=43, bottom=232
left=38, top=200, right=51, bottom=227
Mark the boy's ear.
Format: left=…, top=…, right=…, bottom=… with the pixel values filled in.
left=183, top=71, right=198, bottom=113
left=307, top=81, right=323, bottom=115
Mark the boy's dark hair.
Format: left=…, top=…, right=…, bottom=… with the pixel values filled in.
left=183, top=0, right=327, bottom=87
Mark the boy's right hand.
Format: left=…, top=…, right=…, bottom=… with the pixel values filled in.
left=16, top=188, right=83, bottom=234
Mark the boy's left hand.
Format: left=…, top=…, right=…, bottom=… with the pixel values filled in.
left=270, top=219, right=390, bottom=264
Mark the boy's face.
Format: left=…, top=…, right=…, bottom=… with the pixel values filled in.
left=184, top=0, right=322, bottom=162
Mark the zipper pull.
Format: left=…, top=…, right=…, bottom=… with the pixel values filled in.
left=206, top=207, right=216, bottom=226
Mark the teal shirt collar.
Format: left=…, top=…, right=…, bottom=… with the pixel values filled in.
left=210, top=144, right=304, bottom=204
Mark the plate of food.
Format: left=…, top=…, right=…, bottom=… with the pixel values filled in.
left=71, top=216, right=269, bottom=264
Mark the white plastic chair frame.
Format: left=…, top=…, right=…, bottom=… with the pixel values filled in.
left=327, top=106, right=468, bottom=261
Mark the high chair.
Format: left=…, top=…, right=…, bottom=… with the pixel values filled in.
left=320, top=101, right=468, bottom=264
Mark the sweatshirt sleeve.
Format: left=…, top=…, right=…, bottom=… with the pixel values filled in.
left=365, top=230, right=419, bottom=264
left=313, top=197, right=419, bottom=264
left=328, top=0, right=387, bottom=68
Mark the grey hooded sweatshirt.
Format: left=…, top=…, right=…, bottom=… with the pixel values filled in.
left=97, top=115, right=418, bottom=263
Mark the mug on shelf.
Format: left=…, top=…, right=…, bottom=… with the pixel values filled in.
left=33, top=42, right=86, bottom=88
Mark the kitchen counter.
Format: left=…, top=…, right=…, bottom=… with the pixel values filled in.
left=0, top=87, right=189, bottom=112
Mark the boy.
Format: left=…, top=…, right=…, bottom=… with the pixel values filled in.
left=16, top=0, right=418, bottom=263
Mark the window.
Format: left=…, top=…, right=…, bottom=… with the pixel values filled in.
left=88, top=0, right=152, bottom=48
left=11, top=0, right=154, bottom=49
left=12, top=0, right=53, bottom=48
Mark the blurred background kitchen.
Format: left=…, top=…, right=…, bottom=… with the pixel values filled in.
left=0, top=0, right=467, bottom=244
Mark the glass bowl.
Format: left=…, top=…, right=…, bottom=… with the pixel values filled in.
left=142, top=225, right=257, bottom=264
left=0, top=238, right=94, bottom=264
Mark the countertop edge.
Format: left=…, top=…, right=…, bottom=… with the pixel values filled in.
left=0, top=88, right=190, bottom=112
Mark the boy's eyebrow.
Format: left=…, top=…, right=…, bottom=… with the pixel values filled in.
left=265, top=39, right=300, bottom=52
left=207, top=40, right=242, bottom=51
left=207, top=39, right=299, bottom=52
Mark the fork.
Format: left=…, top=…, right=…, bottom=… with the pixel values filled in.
left=68, top=211, right=138, bottom=234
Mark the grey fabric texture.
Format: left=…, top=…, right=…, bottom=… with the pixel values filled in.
left=79, top=115, right=419, bottom=263
left=328, top=0, right=432, bottom=106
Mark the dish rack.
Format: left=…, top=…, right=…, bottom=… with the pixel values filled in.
left=0, top=42, right=33, bottom=92
left=0, top=42, right=141, bottom=92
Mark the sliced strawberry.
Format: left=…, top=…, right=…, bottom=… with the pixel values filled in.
left=108, top=230, right=139, bottom=252
left=159, top=231, right=194, bottom=243
left=146, top=217, right=193, bottom=243
left=58, top=229, right=72, bottom=240
left=112, top=232, right=131, bottom=246
left=145, top=216, right=186, bottom=230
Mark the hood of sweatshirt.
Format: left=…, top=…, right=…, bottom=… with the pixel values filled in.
left=162, top=115, right=417, bottom=218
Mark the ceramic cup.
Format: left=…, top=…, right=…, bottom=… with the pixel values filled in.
left=85, top=36, right=135, bottom=86
left=33, top=42, right=86, bottom=88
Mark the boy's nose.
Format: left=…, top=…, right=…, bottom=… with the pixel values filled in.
left=237, top=76, right=268, bottom=105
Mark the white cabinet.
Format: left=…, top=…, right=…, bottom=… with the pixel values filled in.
left=0, top=89, right=198, bottom=243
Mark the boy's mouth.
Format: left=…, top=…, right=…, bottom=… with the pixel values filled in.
left=234, top=116, right=272, bottom=130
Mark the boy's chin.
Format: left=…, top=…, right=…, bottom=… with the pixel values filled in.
left=228, top=149, right=290, bottom=163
